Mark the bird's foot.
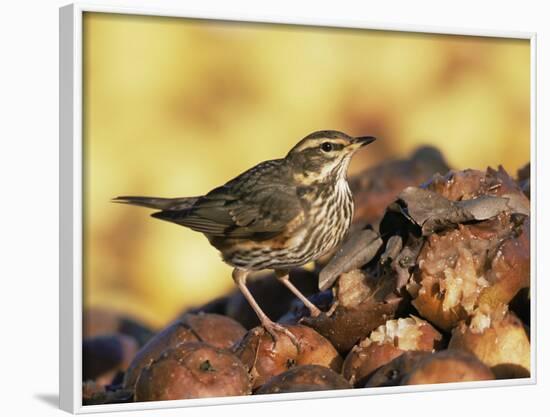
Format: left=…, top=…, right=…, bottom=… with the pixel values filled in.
left=274, top=270, right=322, bottom=318
left=305, top=303, right=322, bottom=318
left=326, top=300, right=339, bottom=317
left=261, top=320, right=301, bottom=353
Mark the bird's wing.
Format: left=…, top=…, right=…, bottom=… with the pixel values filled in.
left=152, top=160, right=303, bottom=239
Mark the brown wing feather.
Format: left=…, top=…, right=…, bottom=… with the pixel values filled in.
left=112, top=196, right=199, bottom=210
left=152, top=159, right=302, bottom=239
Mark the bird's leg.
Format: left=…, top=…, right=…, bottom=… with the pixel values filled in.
left=275, top=269, right=321, bottom=317
left=232, top=268, right=300, bottom=349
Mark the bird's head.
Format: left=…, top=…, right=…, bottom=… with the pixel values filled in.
left=286, top=130, right=376, bottom=184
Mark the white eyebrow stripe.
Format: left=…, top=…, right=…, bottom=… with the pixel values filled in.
left=293, top=138, right=348, bottom=152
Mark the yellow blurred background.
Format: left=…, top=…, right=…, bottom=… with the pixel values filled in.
left=82, top=12, right=530, bottom=329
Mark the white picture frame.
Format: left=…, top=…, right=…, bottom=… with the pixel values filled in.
left=59, top=2, right=537, bottom=413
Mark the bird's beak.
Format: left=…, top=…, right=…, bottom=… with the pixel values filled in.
left=350, top=136, right=377, bottom=149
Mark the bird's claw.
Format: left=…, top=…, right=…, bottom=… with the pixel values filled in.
left=262, top=321, right=301, bottom=353
left=308, top=305, right=322, bottom=318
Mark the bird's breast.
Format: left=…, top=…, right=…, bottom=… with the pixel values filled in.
left=265, top=211, right=308, bottom=249
left=212, top=179, right=353, bottom=271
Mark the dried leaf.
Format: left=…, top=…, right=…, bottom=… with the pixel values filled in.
left=396, top=186, right=525, bottom=235
left=380, top=235, right=403, bottom=265
left=318, top=228, right=383, bottom=291
left=391, top=235, right=424, bottom=292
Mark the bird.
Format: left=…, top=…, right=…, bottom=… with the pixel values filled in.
left=113, top=130, right=376, bottom=344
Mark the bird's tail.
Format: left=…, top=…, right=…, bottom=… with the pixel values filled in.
left=111, top=196, right=199, bottom=210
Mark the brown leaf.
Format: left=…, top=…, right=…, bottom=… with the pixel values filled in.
left=318, top=228, right=383, bottom=291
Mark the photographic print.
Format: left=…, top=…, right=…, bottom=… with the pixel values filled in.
left=61, top=6, right=533, bottom=412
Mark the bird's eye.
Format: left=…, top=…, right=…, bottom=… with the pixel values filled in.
left=321, top=142, right=333, bottom=152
